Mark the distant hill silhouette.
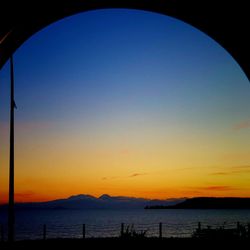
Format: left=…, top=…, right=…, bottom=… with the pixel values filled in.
left=145, top=197, right=250, bottom=209
left=0, top=194, right=184, bottom=210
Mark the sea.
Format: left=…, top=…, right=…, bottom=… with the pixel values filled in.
left=1, top=208, right=250, bottom=240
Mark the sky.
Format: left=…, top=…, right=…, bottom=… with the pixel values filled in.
left=0, top=9, right=250, bottom=203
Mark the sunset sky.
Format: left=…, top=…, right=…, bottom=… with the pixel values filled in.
left=0, top=9, right=250, bottom=203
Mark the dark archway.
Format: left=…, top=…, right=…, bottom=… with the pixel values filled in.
left=1, top=1, right=250, bottom=242
left=0, top=0, right=249, bottom=80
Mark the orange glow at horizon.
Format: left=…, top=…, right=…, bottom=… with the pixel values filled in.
left=0, top=120, right=250, bottom=204
left=0, top=107, right=250, bottom=204
left=0, top=119, right=250, bottom=203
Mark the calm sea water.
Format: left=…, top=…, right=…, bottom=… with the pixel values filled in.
left=1, top=209, right=250, bottom=240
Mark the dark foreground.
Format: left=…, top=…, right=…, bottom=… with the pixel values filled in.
left=1, top=238, right=250, bottom=249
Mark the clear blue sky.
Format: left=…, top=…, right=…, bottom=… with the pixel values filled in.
left=0, top=9, right=250, bottom=202
left=0, top=9, right=249, bottom=126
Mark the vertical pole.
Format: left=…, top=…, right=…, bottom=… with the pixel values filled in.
left=43, top=224, right=46, bottom=240
left=82, top=224, right=85, bottom=239
left=8, top=55, right=15, bottom=242
left=198, top=222, right=201, bottom=231
left=121, top=223, right=124, bottom=237
left=159, top=222, right=162, bottom=238
left=1, top=224, right=4, bottom=242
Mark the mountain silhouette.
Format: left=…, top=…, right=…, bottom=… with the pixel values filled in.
left=145, top=197, right=250, bottom=209
left=3, top=194, right=184, bottom=210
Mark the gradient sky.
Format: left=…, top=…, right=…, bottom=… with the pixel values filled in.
left=0, top=9, right=250, bottom=203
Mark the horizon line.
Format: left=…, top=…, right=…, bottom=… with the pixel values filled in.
left=1, top=194, right=250, bottom=206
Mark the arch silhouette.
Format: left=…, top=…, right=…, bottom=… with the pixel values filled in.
left=0, top=0, right=249, bottom=80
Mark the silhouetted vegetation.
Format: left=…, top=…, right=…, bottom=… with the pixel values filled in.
left=192, top=222, right=250, bottom=239
left=121, top=225, right=147, bottom=239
